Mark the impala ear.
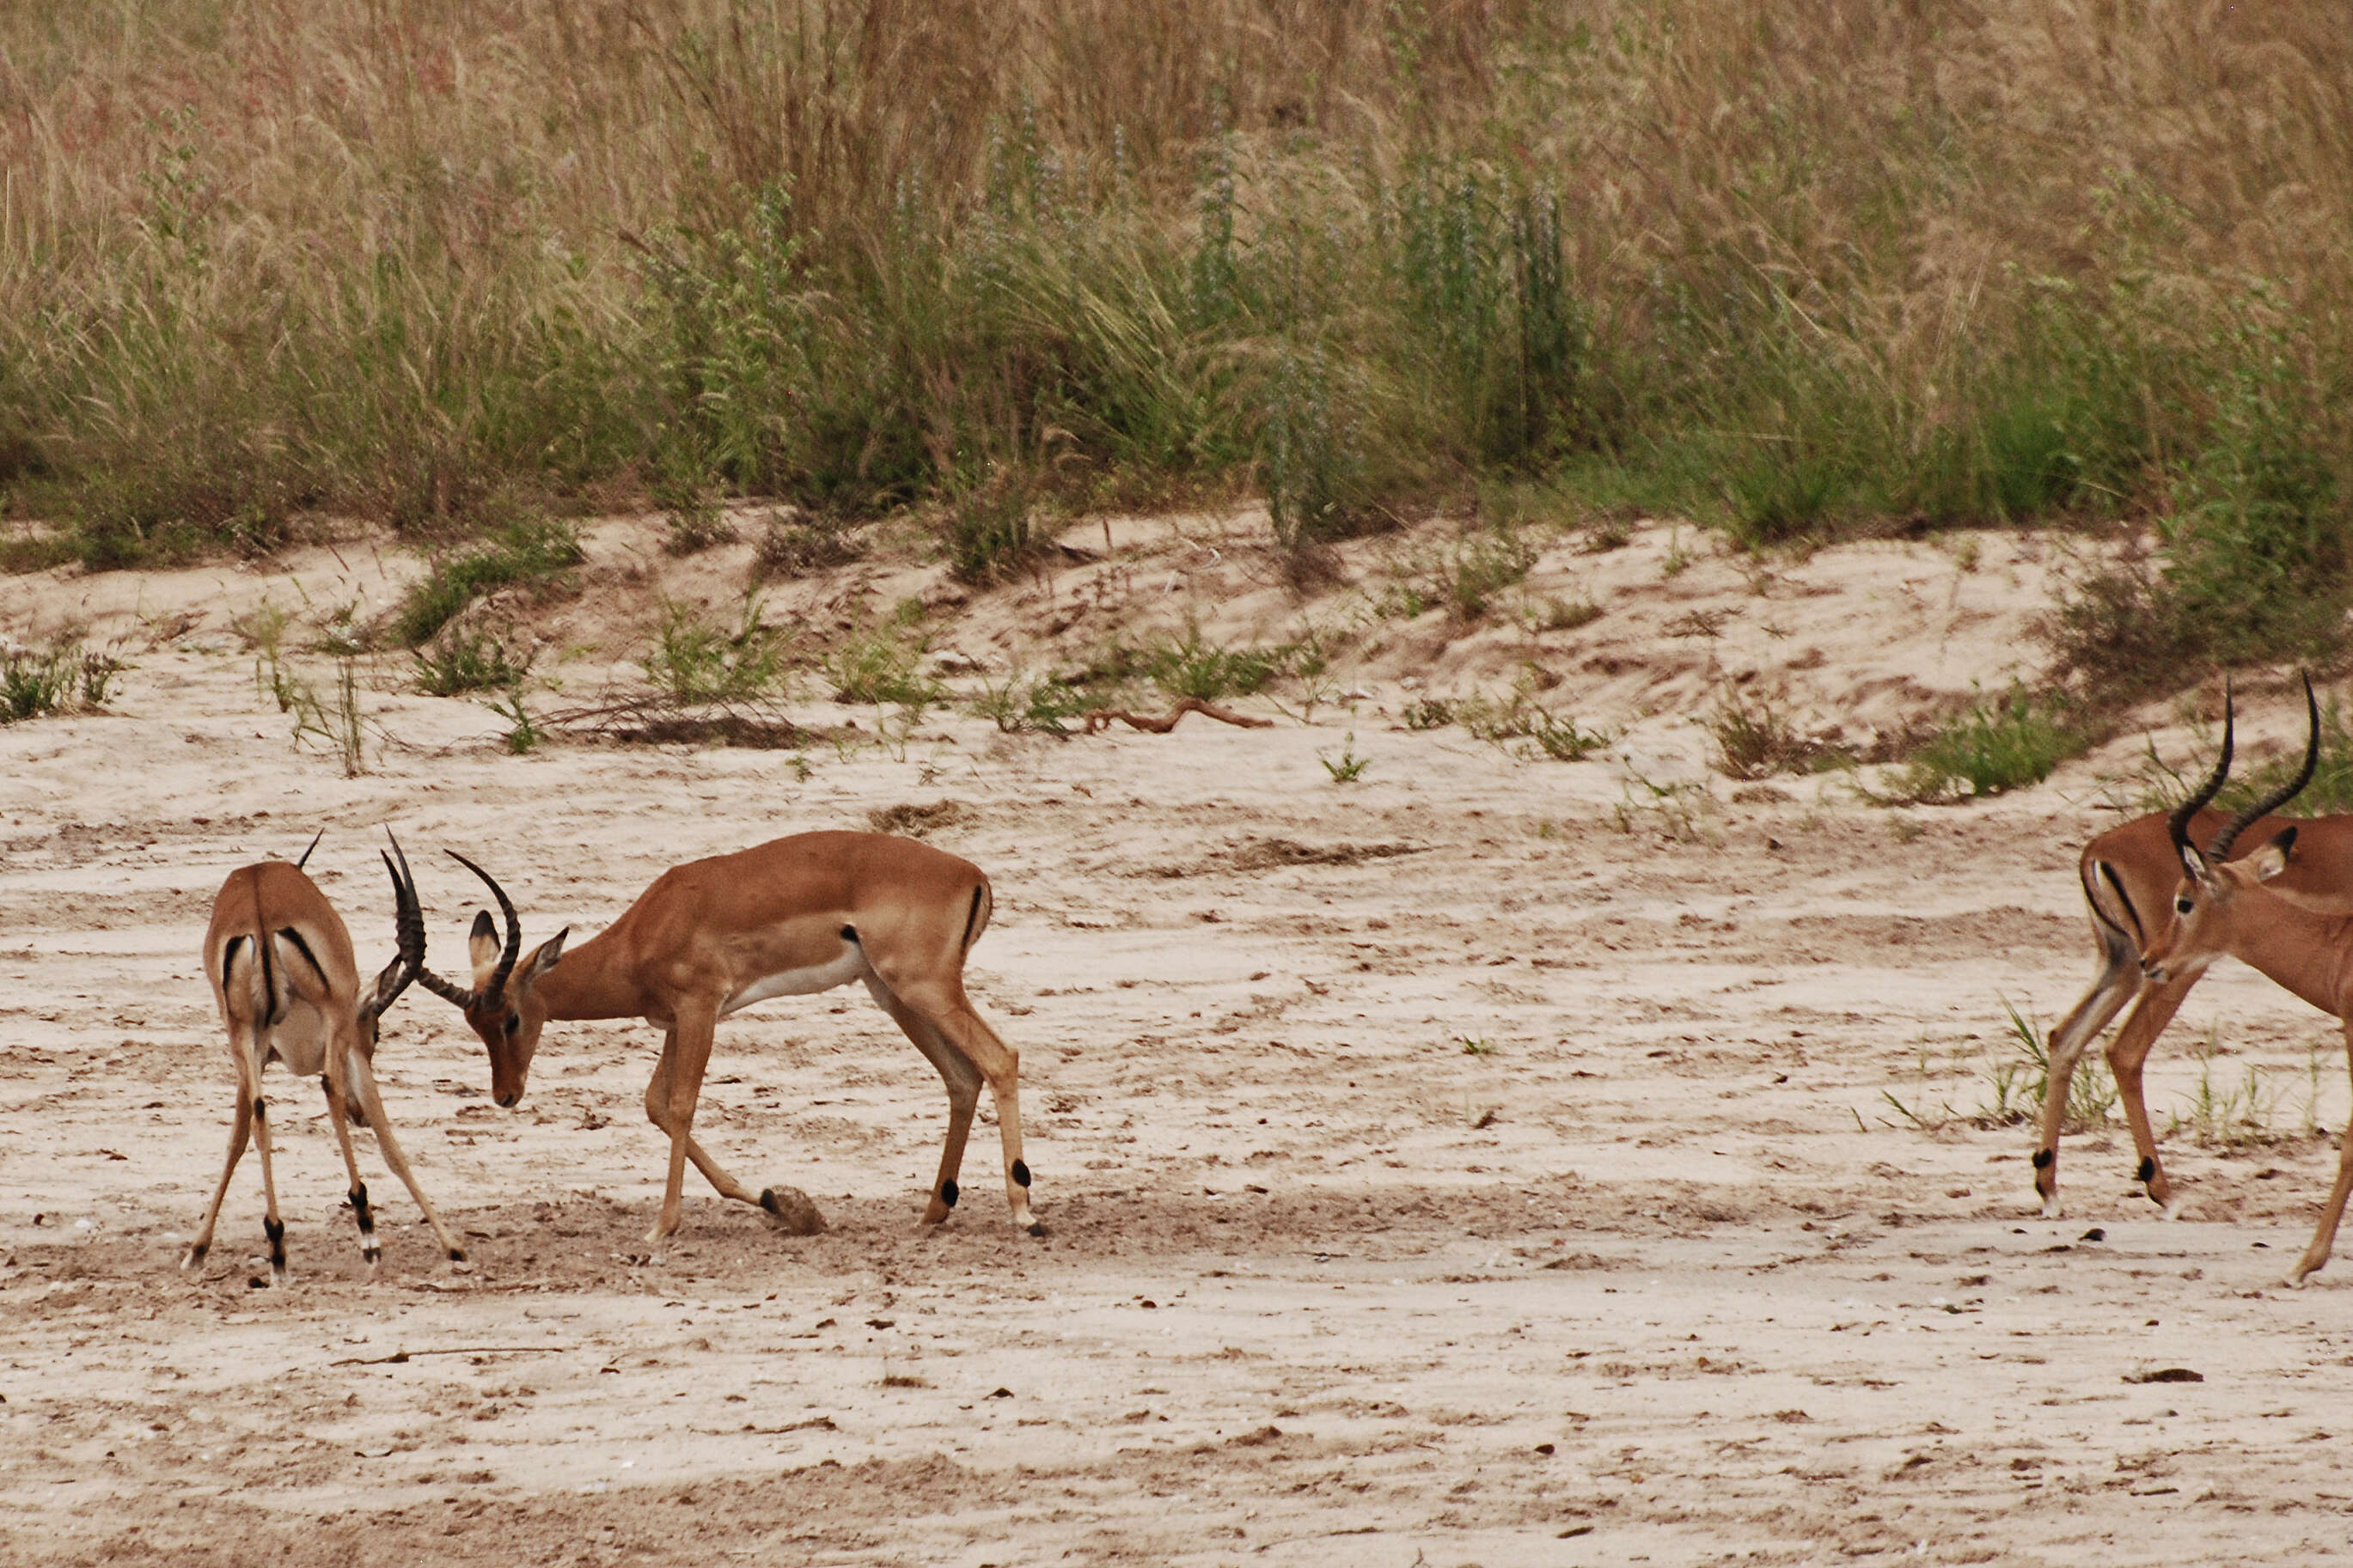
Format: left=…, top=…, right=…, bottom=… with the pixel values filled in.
left=2251, top=826, right=2299, bottom=882
left=468, top=910, right=501, bottom=982
left=2179, top=842, right=2210, bottom=882
left=522, top=928, right=568, bottom=984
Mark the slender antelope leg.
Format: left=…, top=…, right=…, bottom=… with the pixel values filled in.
left=642, top=1008, right=762, bottom=1240
left=346, top=1052, right=468, bottom=1263
left=864, top=975, right=981, bottom=1225
left=318, top=1071, right=381, bottom=1268
left=2104, top=973, right=2199, bottom=1216
left=885, top=970, right=1037, bottom=1235
left=248, top=1055, right=288, bottom=1287
left=2033, top=934, right=2141, bottom=1217
left=2289, top=1026, right=2353, bottom=1286
left=183, top=1059, right=256, bottom=1271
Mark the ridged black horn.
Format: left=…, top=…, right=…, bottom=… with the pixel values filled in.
left=2167, top=678, right=2234, bottom=862
left=2210, top=673, right=2319, bottom=863
left=446, top=849, right=524, bottom=1007
left=362, top=831, right=426, bottom=1022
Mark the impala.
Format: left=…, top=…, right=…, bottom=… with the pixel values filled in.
left=187, top=833, right=467, bottom=1284
left=2137, top=677, right=2353, bottom=1284
left=2033, top=687, right=2353, bottom=1218
left=417, top=832, right=1041, bottom=1243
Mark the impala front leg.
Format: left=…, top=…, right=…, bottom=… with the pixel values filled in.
left=2288, top=1023, right=2353, bottom=1287
left=642, top=1012, right=818, bottom=1241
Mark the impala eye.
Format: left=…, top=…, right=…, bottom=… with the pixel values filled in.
left=2175, top=896, right=2194, bottom=915
left=503, top=1014, right=521, bottom=1034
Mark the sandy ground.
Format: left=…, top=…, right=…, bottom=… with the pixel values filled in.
left=3, top=514, right=2351, bottom=1566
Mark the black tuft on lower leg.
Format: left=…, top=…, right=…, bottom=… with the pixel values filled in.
left=448, top=1247, right=467, bottom=1261
left=1011, top=1160, right=1031, bottom=1187
left=2031, top=1148, right=2053, bottom=1169
left=760, top=1188, right=782, bottom=1215
left=254, top=1097, right=266, bottom=1122
left=264, top=1216, right=286, bottom=1270
left=2136, top=1156, right=2156, bottom=1183
left=940, top=1178, right=959, bottom=1208
left=185, top=1242, right=209, bottom=1266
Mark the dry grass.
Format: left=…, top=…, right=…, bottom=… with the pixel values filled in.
left=3, top=2, right=2350, bottom=616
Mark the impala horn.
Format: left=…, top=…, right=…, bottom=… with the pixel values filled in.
left=2167, top=677, right=2234, bottom=864
left=362, top=830, right=427, bottom=1022
left=2207, top=672, right=2320, bottom=864
left=445, top=849, right=525, bottom=1009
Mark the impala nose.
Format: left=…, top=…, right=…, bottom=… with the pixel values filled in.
left=497, top=1091, right=520, bottom=1108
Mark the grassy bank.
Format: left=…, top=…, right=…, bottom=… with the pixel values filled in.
left=3, top=2, right=2350, bottom=680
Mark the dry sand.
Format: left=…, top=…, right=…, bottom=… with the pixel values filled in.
left=3, top=513, right=2350, bottom=1566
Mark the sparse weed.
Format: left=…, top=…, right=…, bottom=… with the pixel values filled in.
left=486, top=687, right=541, bottom=754
left=829, top=611, right=943, bottom=711
left=1457, top=1036, right=1499, bottom=1056
left=1977, top=998, right=2116, bottom=1133
left=1458, top=688, right=1610, bottom=762
left=1319, top=733, right=1370, bottom=783
left=969, top=668, right=1095, bottom=735
left=0, top=637, right=122, bottom=722
left=650, top=594, right=790, bottom=704
left=1877, top=686, right=2091, bottom=804
left=1146, top=629, right=1290, bottom=703
left=413, top=625, right=531, bottom=697
left=1402, top=697, right=1457, bottom=731
left=393, top=517, right=583, bottom=649
left=1707, top=688, right=1847, bottom=780
left=751, top=513, right=863, bottom=580
left=2165, top=1029, right=2286, bottom=1149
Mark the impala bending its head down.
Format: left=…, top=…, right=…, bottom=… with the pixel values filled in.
left=189, top=831, right=468, bottom=1284
left=419, top=831, right=1041, bottom=1244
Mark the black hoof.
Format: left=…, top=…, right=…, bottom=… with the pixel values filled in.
left=448, top=1248, right=467, bottom=1263
left=1024, top=1219, right=1048, bottom=1238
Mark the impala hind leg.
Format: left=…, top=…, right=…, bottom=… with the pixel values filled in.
left=2288, top=1027, right=2353, bottom=1286
left=865, top=975, right=982, bottom=1226
left=248, top=1072, right=288, bottom=1287
left=880, top=972, right=1039, bottom=1236
left=319, top=1072, right=381, bottom=1269
left=2104, top=973, right=2197, bottom=1217
left=2033, top=928, right=2142, bottom=1217
left=347, top=1052, right=468, bottom=1264
left=184, top=1060, right=257, bottom=1272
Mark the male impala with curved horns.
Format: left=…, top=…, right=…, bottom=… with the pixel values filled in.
left=2032, top=681, right=2353, bottom=1217
left=418, top=832, right=1041, bottom=1242
left=2136, top=675, right=2353, bottom=1285
left=189, top=833, right=468, bottom=1284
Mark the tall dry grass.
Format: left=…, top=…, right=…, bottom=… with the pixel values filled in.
left=2, top=0, right=2350, bottom=654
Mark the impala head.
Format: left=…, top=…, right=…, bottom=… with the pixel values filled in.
left=2142, top=674, right=2319, bottom=985
left=417, top=851, right=566, bottom=1107
left=356, top=831, right=429, bottom=1048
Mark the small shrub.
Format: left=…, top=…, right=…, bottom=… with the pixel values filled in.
left=1458, top=689, right=1609, bottom=761
left=392, top=516, right=584, bottom=649
left=1147, top=629, right=1290, bottom=702
left=649, top=595, right=789, bottom=703
left=1518, top=595, right=1602, bottom=633
left=944, top=470, right=1042, bottom=583
left=1, top=638, right=121, bottom=722
left=1707, top=689, right=1846, bottom=779
left=752, top=513, right=864, bottom=580
left=1403, top=697, right=1457, bottom=730
left=970, top=668, right=1096, bottom=735
left=829, top=613, right=943, bottom=709
left=413, top=626, right=531, bottom=697
left=659, top=491, right=737, bottom=557
left=485, top=688, right=541, bottom=754
left=1881, top=686, right=2092, bottom=803
left=1319, top=733, right=1369, bottom=782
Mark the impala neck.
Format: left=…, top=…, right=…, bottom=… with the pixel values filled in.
left=529, top=927, right=647, bottom=1022
left=2215, top=885, right=2353, bottom=1018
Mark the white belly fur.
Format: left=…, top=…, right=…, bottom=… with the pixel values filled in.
left=718, top=947, right=869, bottom=1017
left=266, top=1001, right=331, bottom=1079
